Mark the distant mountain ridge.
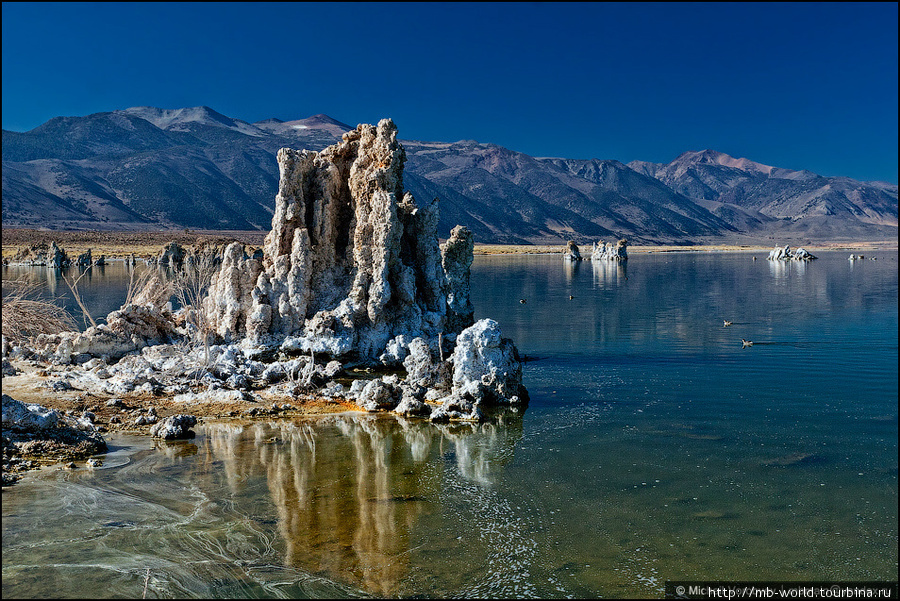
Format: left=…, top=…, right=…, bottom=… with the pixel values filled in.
left=2, top=107, right=896, bottom=243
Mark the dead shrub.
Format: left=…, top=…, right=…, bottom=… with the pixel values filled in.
left=2, top=279, right=78, bottom=343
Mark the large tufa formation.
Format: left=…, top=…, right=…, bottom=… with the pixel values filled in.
left=204, top=119, right=475, bottom=361
left=25, top=119, right=527, bottom=423
left=767, top=245, right=817, bottom=261
left=591, top=238, right=628, bottom=262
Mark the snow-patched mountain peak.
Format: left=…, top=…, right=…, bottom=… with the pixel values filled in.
left=119, top=106, right=265, bottom=137
left=628, top=152, right=815, bottom=183
left=253, top=113, right=353, bottom=137
left=667, top=149, right=818, bottom=181
left=673, top=149, right=775, bottom=174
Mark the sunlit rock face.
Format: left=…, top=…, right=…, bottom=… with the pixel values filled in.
left=441, top=225, right=475, bottom=335
left=203, top=119, right=475, bottom=361
left=36, top=272, right=176, bottom=364
left=429, top=318, right=528, bottom=422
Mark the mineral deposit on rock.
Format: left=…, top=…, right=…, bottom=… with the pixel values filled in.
left=75, top=249, right=93, bottom=267
left=2, top=394, right=107, bottom=486
left=47, top=242, right=71, bottom=268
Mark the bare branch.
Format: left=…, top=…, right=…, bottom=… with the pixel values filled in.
left=61, top=268, right=97, bottom=329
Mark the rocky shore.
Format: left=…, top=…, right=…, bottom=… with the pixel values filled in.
left=2, top=393, right=107, bottom=486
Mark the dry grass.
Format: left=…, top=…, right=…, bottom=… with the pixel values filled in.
left=128, top=269, right=175, bottom=309
left=1, top=279, right=78, bottom=342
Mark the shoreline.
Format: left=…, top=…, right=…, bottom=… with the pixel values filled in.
left=2, top=228, right=896, bottom=260
left=2, top=360, right=371, bottom=483
left=473, top=240, right=898, bottom=254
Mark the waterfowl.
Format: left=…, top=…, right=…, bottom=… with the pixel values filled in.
left=569, top=295, right=574, bottom=300
left=519, top=299, right=527, bottom=304
left=741, top=339, right=753, bottom=348
left=723, top=320, right=733, bottom=327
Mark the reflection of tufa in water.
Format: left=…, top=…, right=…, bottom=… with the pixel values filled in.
left=201, top=413, right=524, bottom=596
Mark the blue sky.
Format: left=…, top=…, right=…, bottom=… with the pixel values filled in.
left=2, top=2, right=897, bottom=183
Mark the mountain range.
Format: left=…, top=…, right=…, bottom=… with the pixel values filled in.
left=3, top=106, right=896, bottom=244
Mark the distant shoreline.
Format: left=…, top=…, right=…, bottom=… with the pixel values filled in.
left=1, top=228, right=896, bottom=260
left=473, top=241, right=899, bottom=255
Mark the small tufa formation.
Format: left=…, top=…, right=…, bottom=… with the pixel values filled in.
left=430, top=318, right=527, bottom=422
left=75, top=249, right=93, bottom=267
left=591, top=238, right=628, bottom=262
left=2, top=394, right=107, bottom=485
left=38, top=272, right=175, bottom=363
left=8, top=242, right=72, bottom=267
left=767, top=245, right=817, bottom=261
left=563, top=240, right=582, bottom=262
left=442, top=225, right=475, bottom=334
left=156, top=242, right=187, bottom=268
left=203, top=119, right=476, bottom=361
left=46, top=242, right=71, bottom=268
left=150, top=414, right=198, bottom=440
left=352, top=318, right=528, bottom=422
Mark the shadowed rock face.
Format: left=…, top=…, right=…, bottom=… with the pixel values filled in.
left=204, top=119, right=475, bottom=361
left=563, top=240, right=582, bottom=262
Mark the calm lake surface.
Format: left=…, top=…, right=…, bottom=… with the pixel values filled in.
left=2, top=251, right=898, bottom=598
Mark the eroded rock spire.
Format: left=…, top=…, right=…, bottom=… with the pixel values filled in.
left=204, top=119, right=475, bottom=361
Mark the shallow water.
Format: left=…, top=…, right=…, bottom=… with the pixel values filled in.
left=3, top=251, right=897, bottom=597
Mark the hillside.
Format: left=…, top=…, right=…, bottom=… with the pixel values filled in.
left=3, top=107, right=896, bottom=244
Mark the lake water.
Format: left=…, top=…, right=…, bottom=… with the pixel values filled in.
left=2, top=251, right=897, bottom=598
